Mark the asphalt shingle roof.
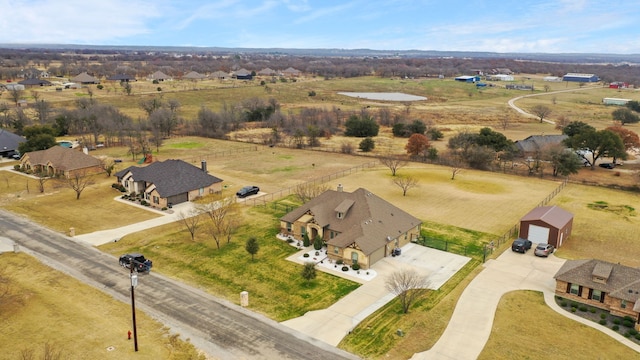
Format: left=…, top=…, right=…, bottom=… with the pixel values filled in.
left=554, top=259, right=640, bottom=302
left=281, top=188, right=421, bottom=255
left=25, top=146, right=101, bottom=171
left=115, top=159, right=223, bottom=198
left=521, top=205, right=573, bottom=229
left=0, top=129, right=26, bottom=152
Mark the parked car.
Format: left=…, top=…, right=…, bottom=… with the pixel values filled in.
left=511, top=238, right=532, bottom=253
left=534, top=244, right=555, bottom=257
left=599, top=163, right=615, bottom=169
left=236, top=185, right=260, bottom=198
left=119, top=253, right=152, bottom=273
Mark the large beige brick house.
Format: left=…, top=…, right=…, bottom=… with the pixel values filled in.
left=20, top=146, right=103, bottom=178
left=280, top=186, right=422, bottom=269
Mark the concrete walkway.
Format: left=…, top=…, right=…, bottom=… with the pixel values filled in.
left=282, top=243, right=471, bottom=346
left=411, top=248, right=640, bottom=360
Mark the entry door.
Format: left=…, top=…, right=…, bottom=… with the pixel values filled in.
left=351, top=252, right=358, bottom=264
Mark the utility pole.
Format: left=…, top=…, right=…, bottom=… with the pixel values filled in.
left=130, top=259, right=139, bottom=352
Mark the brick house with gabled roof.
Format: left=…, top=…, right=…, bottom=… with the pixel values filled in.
left=555, top=259, right=640, bottom=330
left=280, top=185, right=422, bottom=269
left=115, top=159, right=223, bottom=208
left=20, top=146, right=103, bottom=178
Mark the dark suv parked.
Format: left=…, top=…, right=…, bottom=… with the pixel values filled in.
left=511, top=238, right=532, bottom=253
left=236, top=186, right=260, bottom=198
left=119, top=253, right=152, bottom=273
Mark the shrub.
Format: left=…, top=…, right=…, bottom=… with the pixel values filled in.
left=303, top=233, right=310, bottom=247
left=599, top=319, right=607, bottom=325
left=613, top=325, right=620, bottom=331
left=96, top=84, right=103, bottom=90
left=570, top=308, right=577, bottom=313
left=614, top=319, right=621, bottom=325
left=161, top=207, right=167, bottom=211
left=624, top=316, right=634, bottom=322
left=628, top=328, right=638, bottom=336
left=635, top=333, right=640, bottom=340
left=336, top=259, right=343, bottom=265
left=341, top=266, right=349, bottom=272
left=560, top=301, right=568, bottom=307
left=157, top=87, right=162, bottom=92
left=352, top=263, right=360, bottom=270
left=13, top=164, right=21, bottom=171
left=308, top=90, right=316, bottom=97
left=623, top=319, right=634, bottom=328
left=601, top=313, right=607, bottom=320
left=303, top=253, right=310, bottom=258
left=287, top=238, right=294, bottom=243
left=579, top=306, right=588, bottom=312
left=589, top=308, right=596, bottom=313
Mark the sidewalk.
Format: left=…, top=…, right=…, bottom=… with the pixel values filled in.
left=74, top=197, right=197, bottom=246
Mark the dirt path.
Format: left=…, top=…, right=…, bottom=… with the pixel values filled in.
left=507, top=85, right=602, bottom=124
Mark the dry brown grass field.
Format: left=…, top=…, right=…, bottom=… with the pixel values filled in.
left=478, top=291, right=639, bottom=360
left=0, top=253, right=204, bottom=360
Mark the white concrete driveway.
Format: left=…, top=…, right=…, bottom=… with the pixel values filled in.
left=282, top=243, right=470, bottom=346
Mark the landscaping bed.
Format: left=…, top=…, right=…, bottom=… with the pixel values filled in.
left=555, top=296, right=640, bottom=342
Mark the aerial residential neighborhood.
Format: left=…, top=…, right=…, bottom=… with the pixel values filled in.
left=1, top=43, right=640, bottom=360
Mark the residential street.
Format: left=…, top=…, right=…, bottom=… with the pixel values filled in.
left=0, top=209, right=359, bottom=360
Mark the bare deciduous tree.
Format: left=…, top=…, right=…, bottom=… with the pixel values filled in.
left=294, top=182, right=329, bottom=203
left=385, top=268, right=430, bottom=314
left=379, top=155, right=407, bottom=176
left=178, top=208, right=201, bottom=241
left=531, top=104, right=552, bottom=123
left=62, top=171, right=94, bottom=200
left=392, top=176, right=418, bottom=196
left=199, top=198, right=238, bottom=249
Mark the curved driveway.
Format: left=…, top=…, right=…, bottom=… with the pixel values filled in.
left=507, top=85, right=602, bottom=123
left=411, top=249, right=640, bottom=360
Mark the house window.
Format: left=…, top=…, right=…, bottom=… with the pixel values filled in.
left=570, top=284, right=580, bottom=295
left=199, top=187, right=204, bottom=195
left=330, top=231, right=334, bottom=239
left=286, top=222, right=292, bottom=232
left=145, top=192, right=150, bottom=200
left=591, top=290, right=602, bottom=301
left=622, top=300, right=627, bottom=309
left=337, top=212, right=344, bottom=219
left=334, top=246, right=339, bottom=254
left=351, top=252, right=358, bottom=264
left=301, top=227, right=306, bottom=236
left=153, top=196, right=159, bottom=204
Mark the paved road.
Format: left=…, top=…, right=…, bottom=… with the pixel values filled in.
left=0, top=209, right=359, bottom=360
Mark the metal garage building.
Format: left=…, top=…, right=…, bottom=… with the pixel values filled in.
left=562, top=73, right=599, bottom=82
left=520, top=206, right=573, bottom=248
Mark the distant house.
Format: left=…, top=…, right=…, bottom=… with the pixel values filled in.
left=149, top=71, right=171, bottom=81
left=282, top=67, right=301, bottom=77
left=4, top=83, right=25, bottom=91
left=107, top=74, right=137, bottom=82
left=520, top=205, right=573, bottom=248
left=115, top=159, right=223, bottom=208
left=280, top=185, right=422, bottom=269
left=210, top=71, right=229, bottom=80
left=486, top=74, right=514, bottom=81
left=543, top=76, right=562, bottom=82
left=183, top=71, right=206, bottom=80
left=18, top=78, right=52, bottom=87
left=71, top=72, right=100, bottom=84
left=609, top=82, right=629, bottom=89
left=0, top=129, right=26, bottom=158
left=233, top=69, right=253, bottom=80
left=562, top=73, right=599, bottom=83
left=20, top=146, right=103, bottom=178
left=554, top=259, right=640, bottom=330
left=506, top=84, right=534, bottom=90
left=515, top=135, right=568, bottom=158
left=257, top=68, right=277, bottom=76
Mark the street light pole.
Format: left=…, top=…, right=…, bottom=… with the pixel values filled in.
left=130, top=259, right=139, bottom=352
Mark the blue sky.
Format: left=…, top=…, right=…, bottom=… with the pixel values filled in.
left=1, top=0, right=639, bottom=54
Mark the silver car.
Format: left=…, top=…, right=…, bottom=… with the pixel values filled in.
left=534, top=243, right=554, bottom=257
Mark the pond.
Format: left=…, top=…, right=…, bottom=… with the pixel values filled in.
left=337, top=92, right=427, bottom=102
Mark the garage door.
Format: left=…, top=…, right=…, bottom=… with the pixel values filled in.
left=528, top=224, right=549, bottom=244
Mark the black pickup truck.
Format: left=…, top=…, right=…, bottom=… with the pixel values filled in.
left=119, top=253, right=152, bottom=273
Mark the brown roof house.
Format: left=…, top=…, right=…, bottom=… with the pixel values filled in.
left=115, top=159, right=223, bottom=209
left=280, top=185, right=422, bottom=269
left=515, top=135, right=568, bottom=158
left=555, top=259, right=640, bottom=330
left=520, top=205, right=573, bottom=248
left=71, top=72, right=100, bottom=84
left=20, top=146, right=103, bottom=178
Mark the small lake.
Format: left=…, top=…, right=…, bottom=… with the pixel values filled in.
left=337, top=92, right=427, bottom=101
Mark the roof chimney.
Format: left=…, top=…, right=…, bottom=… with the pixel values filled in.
left=201, top=160, right=207, bottom=172
left=337, top=184, right=343, bottom=192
